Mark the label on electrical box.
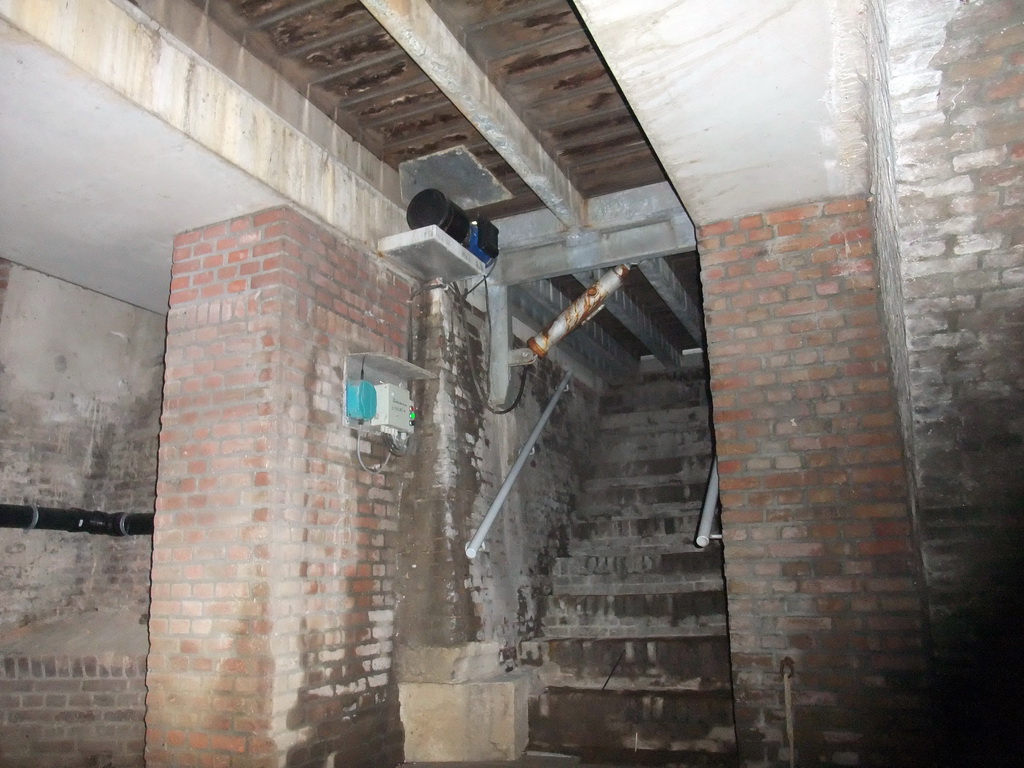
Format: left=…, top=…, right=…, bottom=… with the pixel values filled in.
left=371, top=383, right=413, bottom=434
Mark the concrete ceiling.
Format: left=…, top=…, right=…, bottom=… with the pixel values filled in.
left=0, top=22, right=285, bottom=314
left=571, top=0, right=870, bottom=223
left=0, top=0, right=871, bottom=379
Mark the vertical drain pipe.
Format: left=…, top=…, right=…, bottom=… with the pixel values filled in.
left=465, top=370, right=572, bottom=559
left=695, top=457, right=721, bottom=547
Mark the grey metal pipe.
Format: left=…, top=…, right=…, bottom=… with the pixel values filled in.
left=0, top=504, right=154, bottom=536
left=466, top=370, right=572, bottom=559
left=695, top=457, right=720, bottom=548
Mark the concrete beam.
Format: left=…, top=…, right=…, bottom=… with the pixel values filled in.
left=0, top=0, right=406, bottom=251
left=638, top=257, right=704, bottom=346
left=358, top=0, right=584, bottom=227
left=573, top=271, right=689, bottom=369
left=486, top=281, right=513, bottom=409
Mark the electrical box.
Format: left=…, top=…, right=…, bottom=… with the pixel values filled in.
left=342, top=353, right=434, bottom=436
left=371, top=383, right=414, bottom=437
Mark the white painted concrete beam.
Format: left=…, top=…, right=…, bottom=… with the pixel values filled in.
left=0, top=0, right=406, bottom=252
left=359, top=0, right=584, bottom=227
left=570, top=0, right=869, bottom=224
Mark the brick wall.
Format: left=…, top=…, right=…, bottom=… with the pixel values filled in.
left=0, top=614, right=147, bottom=768
left=0, top=264, right=163, bottom=765
left=866, top=1, right=1024, bottom=760
left=0, top=265, right=163, bottom=630
left=698, top=199, right=931, bottom=767
left=875, top=0, right=1024, bottom=510
left=147, top=207, right=409, bottom=767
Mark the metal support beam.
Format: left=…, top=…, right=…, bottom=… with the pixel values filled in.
left=495, top=210, right=697, bottom=286
left=359, top=0, right=583, bottom=227
left=573, top=271, right=688, bottom=369
left=486, top=281, right=513, bottom=409
left=638, top=256, right=704, bottom=346
left=509, top=281, right=638, bottom=383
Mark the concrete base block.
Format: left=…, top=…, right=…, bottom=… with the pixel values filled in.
left=399, top=668, right=533, bottom=762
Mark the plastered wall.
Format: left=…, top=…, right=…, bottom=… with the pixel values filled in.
left=0, top=260, right=164, bottom=630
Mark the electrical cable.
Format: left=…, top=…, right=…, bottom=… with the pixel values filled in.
left=409, top=277, right=449, bottom=301
left=384, top=432, right=411, bottom=457
left=781, top=657, right=796, bottom=768
left=463, top=259, right=496, bottom=298
left=356, top=428, right=392, bottom=475
left=489, top=365, right=531, bottom=415
left=453, top=271, right=531, bottom=415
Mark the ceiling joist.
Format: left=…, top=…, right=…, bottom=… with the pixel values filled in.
left=510, top=280, right=638, bottom=383
left=358, top=0, right=584, bottom=227
left=638, top=257, right=705, bottom=346
left=573, top=271, right=691, bottom=370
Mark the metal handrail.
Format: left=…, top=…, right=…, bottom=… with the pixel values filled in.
left=695, top=457, right=721, bottom=548
left=465, top=370, right=572, bottom=559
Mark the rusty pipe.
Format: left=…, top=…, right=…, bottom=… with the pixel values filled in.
left=527, top=265, right=630, bottom=358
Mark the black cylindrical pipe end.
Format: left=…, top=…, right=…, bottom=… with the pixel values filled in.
left=0, top=504, right=154, bottom=536
left=406, top=188, right=471, bottom=245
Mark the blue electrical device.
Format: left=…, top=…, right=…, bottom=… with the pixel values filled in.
left=346, top=380, right=377, bottom=421
left=466, top=223, right=494, bottom=267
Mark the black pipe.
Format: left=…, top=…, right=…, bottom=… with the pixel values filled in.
left=0, top=504, right=154, bottom=536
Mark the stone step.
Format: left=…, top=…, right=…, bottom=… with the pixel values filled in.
left=543, top=591, right=728, bottom=639
left=522, top=636, right=732, bottom=693
left=570, top=501, right=703, bottom=522
left=577, top=482, right=708, bottom=509
left=552, top=571, right=724, bottom=597
left=561, top=536, right=720, bottom=561
left=599, top=375, right=707, bottom=416
left=572, top=511, right=701, bottom=542
left=596, top=407, right=710, bottom=439
left=552, top=548, right=720, bottom=581
left=529, top=687, right=736, bottom=762
left=405, top=753, right=580, bottom=768
left=541, top=622, right=728, bottom=640
left=583, top=466, right=711, bottom=496
left=591, top=437, right=713, bottom=470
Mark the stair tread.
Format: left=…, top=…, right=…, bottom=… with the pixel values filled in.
left=566, top=541, right=705, bottom=554
left=541, top=678, right=732, bottom=694
left=552, top=577, right=729, bottom=593
left=542, top=625, right=728, bottom=640
left=584, top=476, right=706, bottom=490
left=542, top=685, right=732, bottom=698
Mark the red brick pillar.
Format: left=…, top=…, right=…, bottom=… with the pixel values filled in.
left=698, top=199, right=932, bottom=767
left=146, top=207, right=410, bottom=767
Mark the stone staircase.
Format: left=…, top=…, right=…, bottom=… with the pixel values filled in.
left=526, top=372, right=736, bottom=766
